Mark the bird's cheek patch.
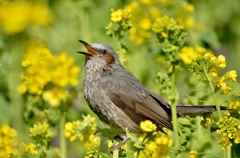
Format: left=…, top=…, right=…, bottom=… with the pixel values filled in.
left=105, top=54, right=115, bottom=67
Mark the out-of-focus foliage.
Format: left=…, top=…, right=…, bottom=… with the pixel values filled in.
left=0, top=0, right=240, bottom=157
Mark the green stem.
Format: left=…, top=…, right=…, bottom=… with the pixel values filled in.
left=60, top=113, right=67, bottom=158
left=170, top=65, right=179, bottom=152
left=113, top=149, right=119, bottom=158
left=9, top=36, right=24, bottom=137
left=227, top=147, right=231, bottom=158
left=203, top=69, right=222, bottom=118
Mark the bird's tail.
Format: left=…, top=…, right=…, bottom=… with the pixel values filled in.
left=176, top=105, right=228, bottom=115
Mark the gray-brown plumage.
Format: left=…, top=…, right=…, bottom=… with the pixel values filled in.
left=78, top=40, right=220, bottom=139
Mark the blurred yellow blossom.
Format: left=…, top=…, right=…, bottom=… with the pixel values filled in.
left=140, top=18, right=152, bottom=30
left=228, top=101, right=240, bottom=110
left=18, top=41, right=80, bottom=107
left=179, top=46, right=211, bottom=64
left=179, top=47, right=198, bottom=64
left=139, top=132, right=172, bottom=158
left=110, top=8, right=123, bottom=22
left=29, top=123, right=53, bottom=142
left=225, top=70, right=237, bottom=82
left=0, top=124, right=18, bottom=157
left=140, top=120, right=157, bottom=132
left=0, top=1, right=53, bottom=35
left=140, top=0, right=155, bottom=6
left=64, top=115, right=97, bottom=147
left=187, top=4, right=195, bottom=13
left=149, top=7, right=162, bottom=19
left=189, top=150, right=198, bottom=158
left=43, top=87, right=68, bottom=107
left=24, top=143, right=38, bottom=155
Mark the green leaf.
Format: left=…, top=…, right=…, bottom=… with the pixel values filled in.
left=96, top=128, right=117, bottom=140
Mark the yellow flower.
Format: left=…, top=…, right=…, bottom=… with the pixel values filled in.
left=179, top=46, right=198, bottom=64
left=0, top=1, right=30, bottom=35
left=225, top=70, right=237, bottom=82
left=233, top=132, right=240, bottom=143
left=19, top=41, right=80, bottom=106
left=218, top=137, right=232, bottom=150
left=0, top=2, right=53, bottom=35
left=29, top=123, right=53, bottom=141
left=30, top=3, right=53, bottom=27
left=217, top=55, right=226, bottom=68
left=189, top=150, right=198, bottom=158
left=140, top=18, right=152, bottom=30
left=140, top=0, right=155, bottom=6
left=216, top=111, right=240, bottom=149
left=221, top=86, right=232, bottom=95
left=140, top=120, right=157, bottom=132
left=187, top=4, right=195, bottom=13
left=24, top=143, right=38, bottom=155
left=64, top=115, right=97, bottom=147
left=185, top=17, right=195, bottom=28
left=228, top=101, right=240, bottom=110
left=149, top=7, right=162, bottom=19
left=43, top=87, right=68, bottom=107
left=139, top=133, right=172, bottom=158
left=111, top=8, right=123, bottom=22
left=0, top=124, right=18, bottom=157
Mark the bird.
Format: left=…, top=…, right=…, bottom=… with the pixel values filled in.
left=78, top=40, right=222, bottom=150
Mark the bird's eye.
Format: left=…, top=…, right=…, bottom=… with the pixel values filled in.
left=102, top=50, right=107, bottom=55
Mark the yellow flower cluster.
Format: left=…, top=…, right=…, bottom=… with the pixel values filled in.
left=228, top=101, right=240, bottom=111
left=85, top=137, right=108, bottom=158
left=152, top=16, right=187, bottom=47
left=215, top=70, right=237, bottom=95
left=122, top=0, right=196, bottom=44
left=0, top=1, right=53, bottom=35
left=64, top=115, right=97, bottom=147
left=139, top=132, right=172, bottom=158
left=153, top=16, right=183, bottom=36
left=0, top=124, right=18, bottom=158
left=29, top=123, right=53, bottom=142
left=18, top=42, right=80, bottom=107
left=110, top=8, right=132, bottom=23
left=216, top=111, right=240, bottom=150
left=140, top=120, right=157, bottom=132
left=200, top=114, right=214, bottom=128
left=138, top=120, right=172, bottom=158
left=24, top=142, right=38, bottom=155
left=179, top=46, right=212, bottom=64
left=126, top=1, right=161, bottom=44
left=191, top=53, right=227, bottom=78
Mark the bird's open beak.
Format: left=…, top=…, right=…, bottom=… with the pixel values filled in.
left=78, top=40, right=98, bottom=56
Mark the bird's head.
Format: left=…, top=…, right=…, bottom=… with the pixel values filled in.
left=78, top=40, right=121, bottom=70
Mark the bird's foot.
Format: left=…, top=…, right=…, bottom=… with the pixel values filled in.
left=110, top=137, right=130, bottom=152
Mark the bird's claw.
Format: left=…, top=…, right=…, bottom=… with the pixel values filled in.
left=110, top=137, right=130, bottom=152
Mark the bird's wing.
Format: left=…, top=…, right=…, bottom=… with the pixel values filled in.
left=102, top=69, right=173, bottom=130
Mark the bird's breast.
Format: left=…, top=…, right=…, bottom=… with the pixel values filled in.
left=83, top=69, right=141, bottom=135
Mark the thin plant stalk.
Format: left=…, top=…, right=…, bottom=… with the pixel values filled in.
left=60, top=113, right=67, bottom=158
left=170, top=65, right=179, bottom=153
